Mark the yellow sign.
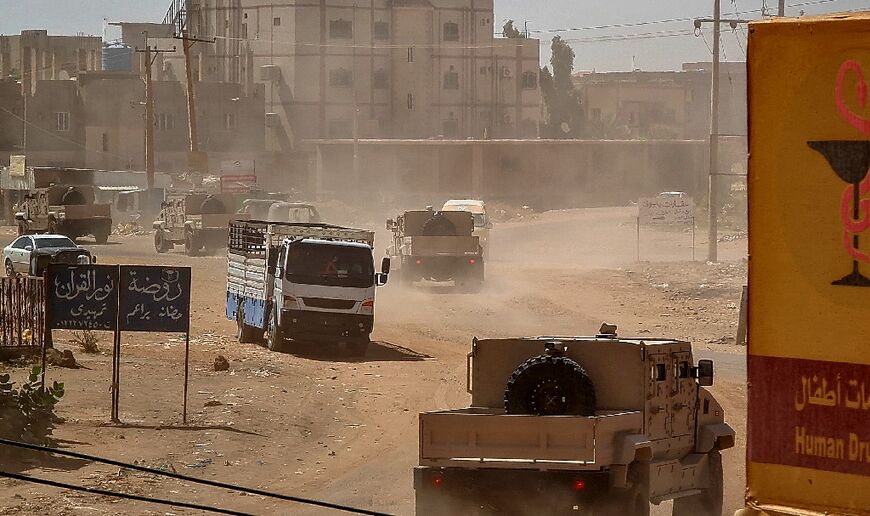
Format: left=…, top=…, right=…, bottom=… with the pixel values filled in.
left=9, top=155, right=25, bottom=177
left=748, top=13, right=870, bottom=514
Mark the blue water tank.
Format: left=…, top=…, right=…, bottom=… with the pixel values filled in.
left=102, top=43, right=133, bottom=72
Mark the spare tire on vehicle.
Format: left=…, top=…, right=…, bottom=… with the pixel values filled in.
left=504, top=354, right=596, bottom=416
left=199, top=196, right=227, bottom=215
left=421, top=212, right=457, bottom=236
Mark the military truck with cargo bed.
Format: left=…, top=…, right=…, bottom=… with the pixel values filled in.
left=387, top=209, right=483, bottom=290
left=153, top=192, right=240, bottom=255
left=226, top=220, right=390, bottom=356
left=14, top=185, right=112, bottom=244
left=415, top=329, right=734, bottom=515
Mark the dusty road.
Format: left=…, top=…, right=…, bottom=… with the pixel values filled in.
left=0, top=207, right=748, bottom=516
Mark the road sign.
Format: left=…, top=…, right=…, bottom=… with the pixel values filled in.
left=747, top=13, right=870, bottom=514
left=119, top=266, right=191, bottom=332
left=9, top=155, right=25, bottom=178
left=48, top=265, right=119, bottom=331
left=638, top=197, right=694, bottom=225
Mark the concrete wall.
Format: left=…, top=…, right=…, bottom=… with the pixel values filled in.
left=313, top=139, right=708, bottom=208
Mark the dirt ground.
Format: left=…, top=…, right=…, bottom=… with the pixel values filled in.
left=0, top=206, right=748, bottom=516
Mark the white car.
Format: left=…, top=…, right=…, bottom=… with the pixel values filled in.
left=3, top=234, right=94, bottom=277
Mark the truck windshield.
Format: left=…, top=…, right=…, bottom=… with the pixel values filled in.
left=285, top=243, right=374, bottom=288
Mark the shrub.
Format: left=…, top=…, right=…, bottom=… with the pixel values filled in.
left=0, top=366, right=65, bottom=445
left=73, top=330, right=100, bottom=354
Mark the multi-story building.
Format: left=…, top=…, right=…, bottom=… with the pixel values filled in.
left=169, top=0, right=542, bottom=150
left=574, top=62, right=747, bottom=140
left=0, top=30, right=102, bottom=94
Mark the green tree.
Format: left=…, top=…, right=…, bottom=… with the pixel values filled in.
left=503, top=20, right=524, bottom=39
left=540, top=36, right=584, bottom=138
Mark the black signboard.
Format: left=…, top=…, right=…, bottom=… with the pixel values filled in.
left=119, top=266, right=191, bottom=332
left=48, top=265, right=119, bottom=330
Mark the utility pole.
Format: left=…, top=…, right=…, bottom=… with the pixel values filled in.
left=694, top=4, right=748, bottom=262
left=779, top=0, right=786, bottom=16
left=174, top=30, right=214, bottom=174
left=135, top=32, right=174, bottom=191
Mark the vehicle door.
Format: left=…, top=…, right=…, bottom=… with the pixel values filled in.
left=646, top=351, right=673, bottom=440
left=670, top=350, right=697, bottom=437
left=271, top=245, right=287, bottom=323
left=9, top=236, right=33, bottom=272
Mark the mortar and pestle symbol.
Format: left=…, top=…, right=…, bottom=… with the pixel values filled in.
left=807, top=140, right=870, bottom=286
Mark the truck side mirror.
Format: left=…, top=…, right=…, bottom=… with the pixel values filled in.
left=695, top=359, right=714, bottom=386
left=24, top=245, right=32, bottom=252
left=381, top=257, right=391, bottom=275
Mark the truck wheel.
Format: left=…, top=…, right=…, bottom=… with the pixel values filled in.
left=93, top=224, right=110, bottom=245
left=265, top=309, right=285, bottom=352
left=422, top=213, right=457, bottom=236
left=154, top=230, right=168, bottom=253
left=504, top=355, right=596, bottom=416
left=184, top=231, right=201, bottom=256
left=5, top=259, right=17, bottom=278
left=672, top=452, right=722, bottom=516
left=236, top=306, right=263, bottom=344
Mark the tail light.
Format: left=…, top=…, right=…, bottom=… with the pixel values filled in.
left=431, top=474, right=443, bottom=488
left=468, top=258, right=476, bottom=265
left=572, top=479, right=586, bottom=491
left=360, top=298, right=375, bottom=314
left=415, top=259, right=423, bottom=265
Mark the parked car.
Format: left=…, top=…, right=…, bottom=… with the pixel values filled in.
left=3, top=234, right=94, bottom=277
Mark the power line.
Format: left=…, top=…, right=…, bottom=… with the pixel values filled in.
left=0, top=437, right=392, bottom=516
left=0, top=470, right=253, bottom=516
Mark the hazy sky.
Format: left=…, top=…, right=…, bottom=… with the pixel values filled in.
left=1, top=0, right=868, bottom=71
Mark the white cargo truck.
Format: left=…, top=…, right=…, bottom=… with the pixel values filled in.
left=226, top=220, right=390, bottom=356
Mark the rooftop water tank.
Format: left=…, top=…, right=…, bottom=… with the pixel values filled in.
left=102, top=43, right=133, bottom=72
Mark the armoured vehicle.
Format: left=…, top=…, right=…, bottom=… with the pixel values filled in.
left=387, top=208, right=483, bottom=290
left=153, top=192, right=239, bottom=255
left=414, top=328, right=734, bottom=515
left=226, top=220, right=390, bottom=356
left=14, top=185, right=112, bottom=244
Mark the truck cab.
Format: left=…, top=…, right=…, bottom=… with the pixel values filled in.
left=227, top=221, right=389, bottom=356
left=415, top=331, right=734, bottom=515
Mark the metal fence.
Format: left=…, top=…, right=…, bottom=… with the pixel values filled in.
left=0, top=277, right=44, bottom=349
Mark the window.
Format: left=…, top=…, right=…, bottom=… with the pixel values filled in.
left=273, top=17, right=281, bottom=26
left=374, top=21, right=390, bottom=41
left=11, top=236, right=31, bottom=250
left=55, top=112, right=70, bottom=132
left=330, top=19, right=353, bottom=39
left=156, top=113, right=174, bottom=131
left=443, top=22, right=459, bottom=42
left=373, top=69, right=388, bottom=89
left=443, top=69, right=459, bottom=90
left=521, top=71, right=538, bottom=89
left=677, top=361, right=690, bottom=379
left=407, top=47, right=414, bottom=63
left=242, top=23, right=248, bottom=39
left=329, top=68, right=353, bottom=87
left=407, top=93, right=414, bottom=110
left=652, top=363, right=667, bottom=382
left=101, top=133, right=109, bottom=152
left=224, top=113, right=237, bottom=130
left=328, top=120, right=351, bottom=138
left=442, top=118, right=458, bottom=137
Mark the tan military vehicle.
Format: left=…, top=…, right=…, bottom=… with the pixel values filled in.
left=414, top=327, right=734, bottom=515
left=15, top=185, right=112, bottom=244
left=386, top=208, right=484, bottom=290
left=153, top=192, right=241, bottom=256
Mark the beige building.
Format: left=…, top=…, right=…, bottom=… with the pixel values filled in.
left=0, top=30, right=102, bottom=94
left=172, top=0, right=542, bottom=150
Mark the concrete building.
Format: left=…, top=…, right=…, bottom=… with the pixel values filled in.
left=0, top=30, right=102, bottom=93
left=3, top=72, right=266, bottom=175
left=574, top=62, right=747, bottom=141
left=173, top=0, right=542, bottom=150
